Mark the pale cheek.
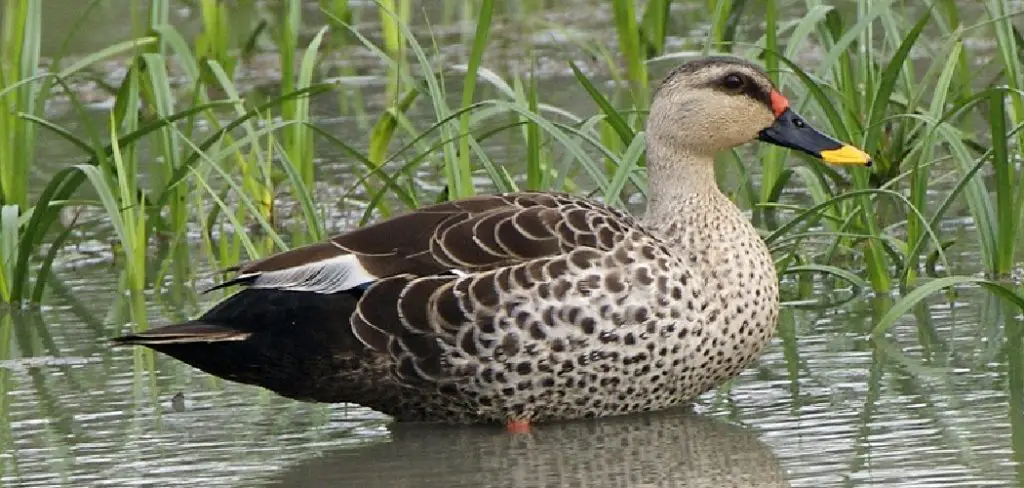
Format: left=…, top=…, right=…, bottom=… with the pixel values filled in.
left=756, top=112, right=776, bottom=133
left=717, top=101, right=773, bottom=144
left=705, top=112, right=760, bottom=146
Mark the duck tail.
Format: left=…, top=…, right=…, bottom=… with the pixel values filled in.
left=111, top=321, right=251, bottom=345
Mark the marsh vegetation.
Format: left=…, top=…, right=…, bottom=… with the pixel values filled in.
left=0, top=1, right=1022, bottom=486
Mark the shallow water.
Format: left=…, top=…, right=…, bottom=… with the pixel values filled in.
left=4, top=270, right=1022, bottom=487
left=6, top=1, right=1024, bottom=487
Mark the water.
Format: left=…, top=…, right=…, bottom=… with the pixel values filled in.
left=5, top=1, right=1023, bottom=487
left=4, top=279, right=1021, bottom=487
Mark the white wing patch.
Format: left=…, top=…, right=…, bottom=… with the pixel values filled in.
left=247, top=254, right=378, bottom=294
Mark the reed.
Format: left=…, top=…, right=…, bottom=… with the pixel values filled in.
left=982, top=0, right=1024, bottom=277
left=277, top=0, right=316, bottom=191
left=0, top=0, right=41, bottom=210
left=3, top=5, right=1024, bottom=485
left=0, top=2, right=337, bottom=310
left=455, top=0, right=494, bottom=198
left=611, top=0, right=649, bottom=108
left=0, top=206, right=20, bottom=303
left=741, top=1, right=1021, bottom=300
left=196, top=0, right=236, bottom=77
left=1, top=1, right=1020, bottom=343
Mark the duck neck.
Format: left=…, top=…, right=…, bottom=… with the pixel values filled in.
left=641, top=139, right=723, bottom=226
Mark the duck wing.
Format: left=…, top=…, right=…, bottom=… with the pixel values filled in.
left=211, top=192, right=639, bottom=294
left=115, top=192, right=651, bottom=410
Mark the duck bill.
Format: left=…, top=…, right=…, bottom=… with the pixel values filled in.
left=757, top=108, right=872, bottom=166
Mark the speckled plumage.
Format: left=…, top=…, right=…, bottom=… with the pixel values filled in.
left=114, top=56, right=865, bottom=425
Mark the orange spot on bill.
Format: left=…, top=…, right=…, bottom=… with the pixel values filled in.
left=770, top=90, right=790, bottom=117
left=506, top=419, right=531, bottom=434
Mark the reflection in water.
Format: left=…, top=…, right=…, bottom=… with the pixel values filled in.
left=5, top=270, right=1023, bottom=486
left=267, top=410, right=790, bottom=488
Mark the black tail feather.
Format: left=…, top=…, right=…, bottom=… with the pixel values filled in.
left=112, top=321, right=251, bottom=345
left=109, top=288, right=371, bottom=403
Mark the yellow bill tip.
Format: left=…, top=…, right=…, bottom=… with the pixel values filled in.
left=820, top=145, right=872, bottom=166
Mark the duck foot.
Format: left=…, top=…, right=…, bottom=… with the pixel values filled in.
left=505, top=419, right=531, bottom=434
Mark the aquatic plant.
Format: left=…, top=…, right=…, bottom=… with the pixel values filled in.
left=0, top=1, right=1020, bottom=356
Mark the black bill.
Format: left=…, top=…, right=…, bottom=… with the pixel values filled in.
left=757, top=108, right=871, bottom=166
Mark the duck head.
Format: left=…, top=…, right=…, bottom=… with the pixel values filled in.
left=646, top=56, right=871, bottom=166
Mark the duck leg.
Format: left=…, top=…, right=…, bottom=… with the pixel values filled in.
left=506, top=418, right=532, bottom=433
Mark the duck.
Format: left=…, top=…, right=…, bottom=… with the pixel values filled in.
left=113, top=55, right=870, bottom=431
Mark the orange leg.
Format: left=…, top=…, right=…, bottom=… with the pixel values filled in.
left=505, top=418, right=531, bottom=434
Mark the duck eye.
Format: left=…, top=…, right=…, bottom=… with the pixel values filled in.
left=723, top=74, right=744, bottom=90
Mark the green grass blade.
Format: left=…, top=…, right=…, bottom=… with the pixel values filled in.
left=290, top=26, right=329, bottom=190
left=988, top=90, right=1013, bottom=275
left=863, top=12, right=930, bottom=157
left=0, top=205, right=19, bottom=302
left=57, top=37, right=159, bottom=79
left=604, top=132, right=645, bottom=204
left=781, top=263, right=869, bottom=292
left=873, top=277, right=1024, bottom=337
left=524, top=68, right=544, bottom=190
left=569, top=61, right=634, bottom=146
left=639, top=0, right=670, bottom=57
left=611, top=0, right=648, bottom=106
left=456, top=0, right=493, bottom=198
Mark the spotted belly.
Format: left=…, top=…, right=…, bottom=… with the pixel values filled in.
left=431, top=242, right=779, bottom=423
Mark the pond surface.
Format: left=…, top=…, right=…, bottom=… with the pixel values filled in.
left=4, top=1, right=1023, bottom=487
left=4, top=267, right=1021, bottom=487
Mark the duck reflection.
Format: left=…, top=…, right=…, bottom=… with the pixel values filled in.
left=267, top=409, right=789, bottom=488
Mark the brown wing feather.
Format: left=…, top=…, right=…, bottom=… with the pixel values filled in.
left=222, top=192, right=639, bottom=294
left=344, top=193, right=634, bottom=272
left=331, top=193, right=641, bottom=387
left=192, top=192, right=648, bottom=391
left=348, top=249, right=612, bottom=388
left=352, top=274, right=458, bottom=384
